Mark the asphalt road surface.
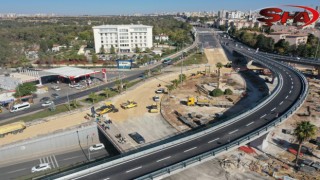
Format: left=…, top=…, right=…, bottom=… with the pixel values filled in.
left=51, top=29, right=304, bottom=180
left=0, top=148, right=108, bottom=180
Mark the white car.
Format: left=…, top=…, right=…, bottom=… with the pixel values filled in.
left=52, top=85, right=61, bottom=91
left=155, top=88, right=165, bottom=94
left=41, top=101, right=54, bottom=107
left=31, top=163, right=51, bottom=173
left=69, top=83, right=80, bottom=88
left=89, top=143, right=105, bottom=151
left=75, top=85, right=85, bottom=90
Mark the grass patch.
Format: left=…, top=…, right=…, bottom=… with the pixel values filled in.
left=9, top=104, right=82, bottom=124
left=175, top=53, right=208, bottom=66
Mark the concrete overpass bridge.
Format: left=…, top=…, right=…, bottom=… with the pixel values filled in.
left=39, top=31, right=308, bottom=180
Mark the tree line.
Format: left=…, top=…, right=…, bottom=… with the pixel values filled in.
left=227, top=27, right=320, bottom=58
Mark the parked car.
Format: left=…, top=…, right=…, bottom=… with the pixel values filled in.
left=89, top=143, right=105, bottom=151
left=41, top=101, right=54, bottom=107
left=75, top=85, right=85, bottom=90
left=69, top=83, right=80, bottom=88
left=155, top=88, right=165, bottom=94
left=39, top=97, right=50, bottom=102
left=31, top=163, right=51, bottom=173
left=129, top=132, right=145, bottom=144
left=52, top=85, right=61, bottom=91
left=153, top=96, right=160, bottom=102
left=51, top=93, right=60, bottom=99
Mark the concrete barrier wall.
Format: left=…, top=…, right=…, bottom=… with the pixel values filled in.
left=0, top=123, right=99, bottom=165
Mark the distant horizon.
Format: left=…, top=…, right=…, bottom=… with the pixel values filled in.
left=0, top=0, right=316, bottom=16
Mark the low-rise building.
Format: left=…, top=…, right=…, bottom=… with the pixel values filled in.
left=285, top=34, right=308, bottom=46
left=155, top=34, right=169, bottom=42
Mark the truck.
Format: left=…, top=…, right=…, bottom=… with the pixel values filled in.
left=121, top=100, right=138, bottom=109
left=0, top=121, right=26, bottom=138
left=187, top=96, right=211, bottom=107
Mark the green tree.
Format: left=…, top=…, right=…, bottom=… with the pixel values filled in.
left=88, top=92, right=98, bottom=104
left=293, top=121, right=317, bottom=166
left=171, top=79, right=179, bottom=88
left=166, top=84, right=175, bottom=94
left=115, top=79, right=123, bottom=93
left=103, top=88, right=112, bottom=98
left=179, top=74, right=186, bottom=83
left=110, top=45, right=115, bottom=54
left=100, top=46, right=105, bottom=54
left=216, top=62, right=223, bottom=88
left=13, top=82, right=37, bottom=98
left=274, top=39, right=290, bottom=55
left=135, top=45, right=141, bottom=53
left=0, top=38, right=12, bottom=66
left=145, top=47, right=151, bottom=53
left=70, top=99, right=78, bottom=108
left=210, top=88, right=224, bottom=97
left=224, top=88, right=233, bottom=95
left=92, top=54, right=98, bottom=63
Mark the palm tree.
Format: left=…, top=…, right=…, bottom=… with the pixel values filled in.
left=88, top=92, right=98, bottom=104
left=103, top=88, right=111, bottom=98
left=293, top=121, right=317, bottom=166
left=216, top=62, right=223, bottom=88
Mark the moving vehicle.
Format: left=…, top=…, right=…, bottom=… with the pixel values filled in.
left=31, top=163, right=51, bottom=173
left=129, top=132, right=145, bottom=144
left=89, top=143, right=105, bottom=151
left=51, top=93, right=60, bottom=99
left=10, top=102, right=30, bottom=113
left=96, top=102, right=119, bottom=115
left=121, top=100, right=138, bottom=109
left=0, top=121, right=26, bottom=138
left=41, top=101, right=54, bottom=107
left=39, top=97, right=50, bottom=102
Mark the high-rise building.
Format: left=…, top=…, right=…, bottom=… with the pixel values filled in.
left=93, top=24, right=153, bottom=53
left=218, top=10, right=227, bottom=18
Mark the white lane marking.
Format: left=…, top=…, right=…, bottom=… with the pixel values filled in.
left=228, top=129, right=238, bottom=134
left=260, top=114, right=266, bottom=118
left=292, top=81, right=294, bottom=85
left=246, top=122, right=254, bottom=126
left=103, top=178, right=110, bottom=180
left=156, top=156, right=171, bottom=162
left=53, top=155, right=59, bottom=168
left=290, top=78, right=292, bottom=81
left=208, top=138, right=220, bottom=143
left=289, top=90, right=292, bottom=94
left=291, top=86, right=293, bottom=89
left=61, top=155, right=82, bottom=161
left=271, top=108, right=276, bottom=111
left=6, top=168, right=27, bottom=174
left=46, top=156, right=50, bottom=164
left=280, top=101, right=283, bottom=105
left=49, top=156, right=55, bottom=168
left=184, top=147, right=197, bottom=152
left=126, top=166, right=142, bottom=173
left=285, top=95, right=288, bottom=99
left=39, top=158, right=43, bottom=164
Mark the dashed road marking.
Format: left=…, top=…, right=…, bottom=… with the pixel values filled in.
left=289, top=90, right=292, bottom=94
left=285, top=95, right=288, bottom=99
left=229, top=129, right=238, bottom=134
left=184, top=147, right=197, bottom=152
left=126, top=166, right=142, bottom=173
left=246, top=122, right=254, bottom=126
left=260, top=114, right=267, bottom=118
left=280, top=101, right=283, bottom=105
left=156, top=156, right=171, bottom=162
left=6, top=168, right=27, bottom=174
left=208, top=138, right=220, bottom=143
left=271, top=108, right=276, bottom=111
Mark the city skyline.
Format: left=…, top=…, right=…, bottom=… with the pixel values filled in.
left=0, top=0, right=316, bottom=15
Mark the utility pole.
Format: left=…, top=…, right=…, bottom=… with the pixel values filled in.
left=180, top=52, right=184, bottom=84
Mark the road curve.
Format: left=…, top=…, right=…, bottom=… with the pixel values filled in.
left=47, top=33, right=306, bottom=180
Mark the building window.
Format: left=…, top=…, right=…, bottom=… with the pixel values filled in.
left=101, top=41, right=103, bottom=43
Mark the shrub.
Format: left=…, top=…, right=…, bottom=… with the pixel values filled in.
left=210, top=88, right=224, bottom=97
left=224, top=88, right=233, bottom=95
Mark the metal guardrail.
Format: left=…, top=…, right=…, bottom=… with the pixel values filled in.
left=136, top=47, right=309, bottom=180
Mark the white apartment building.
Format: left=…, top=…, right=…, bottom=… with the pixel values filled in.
left=93, top=24, right=153, bottom=53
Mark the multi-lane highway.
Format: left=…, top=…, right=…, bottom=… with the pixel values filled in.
left=48, top=30, right=306, bottom=180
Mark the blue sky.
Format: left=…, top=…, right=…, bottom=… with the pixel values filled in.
left=0, top=0, right=317, bottom=15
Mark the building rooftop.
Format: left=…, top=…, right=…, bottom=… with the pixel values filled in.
left=93, top=24, right=153, bottom=29
left=42, top=67, right=96, bottom=78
